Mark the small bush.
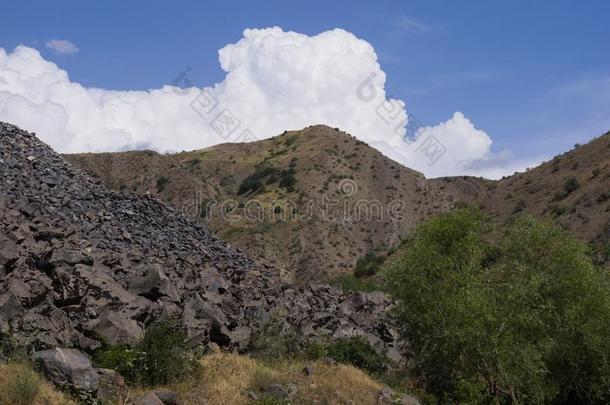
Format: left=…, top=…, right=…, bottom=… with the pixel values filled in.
left=278, top=168, right=296, bottom=192
left=250, top=364, right=276, bottom=391
left=184, top=158, right=200, bottom=170
left=248, top=313, right=303, bottom=361
left=336, top=274, right=379, bottom=293
left=591, top=168, right=601, bottom=178
left=354, top=252, right=385, bottom=278
left=564, top=177, right=580, bottom=194
left=95, top=320, right=199, bottom=386
left=238, top=165, right=279, bottom=195
left=597, top=192, right=610, bottom=204
left=0, top=331, right=17, bottom=359
left=310, top=337, right=387, bottom=375
left=283, top=135, right=298, bottom=147
left=513, top=199, right=527, bottom=213
left=94, top=345, right=143, bottom=384
left=156, top=176, right=170, bottom=192
left=138, top=321, right=199, bottom=386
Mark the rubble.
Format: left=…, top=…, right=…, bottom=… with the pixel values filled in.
left=0, top=122, right=402, bottom=362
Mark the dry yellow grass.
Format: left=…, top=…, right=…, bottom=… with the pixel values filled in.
left=0, top=362, right=76, bottom=405
left=170, top=352, right=384, bottom=405
left=1, top=353, right=387, bottom=405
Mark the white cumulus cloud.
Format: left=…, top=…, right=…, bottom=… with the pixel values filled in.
left=0, top=27, right=532, bottom=178
left=45, top=39, right=79, bottom=55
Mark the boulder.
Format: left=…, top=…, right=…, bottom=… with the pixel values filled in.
left=96, top=368, right=127, bottom=404
left=33, top=348, right=99, bottom=393
left=126, top=264, right=179, bottom=302
left=91, top=310, right=143, bottom=346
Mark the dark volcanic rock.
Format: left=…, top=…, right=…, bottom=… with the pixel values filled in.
left=0, top=122, right=402, bottom=361
left=33, top=348, right=99, bottom=393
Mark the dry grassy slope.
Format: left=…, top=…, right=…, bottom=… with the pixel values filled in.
left=430, top=131, right=610, bottom=248
left=66, top=125, right=458, bottom=283
left=166, top=351, right=390, bottom=405
left=0, top=362, right=76, bottom=405
left=66, top=127, right=610, bottom=282
left=486, top=132, right=610, bottom=245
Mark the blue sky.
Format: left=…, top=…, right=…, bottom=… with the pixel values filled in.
left=1, top=0, right=609, bottom=166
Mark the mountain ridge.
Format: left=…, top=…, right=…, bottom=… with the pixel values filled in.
left=65, top=125, right=610, bottom=281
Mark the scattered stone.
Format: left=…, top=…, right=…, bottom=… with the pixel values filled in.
left=303, top=365, right=314, bottom=376
left=135, top=392, right=164, bottom=405
left=266, top=383, right=288, bottom=398
left=323, top=357, right=338, bottom=367
left=154, top=390, right=182, bottom=405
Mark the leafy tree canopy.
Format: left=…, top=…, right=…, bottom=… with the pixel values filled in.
left=382, top=209, right=610, bottom=404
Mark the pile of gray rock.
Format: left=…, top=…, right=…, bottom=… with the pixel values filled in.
left=0, top=122, right=403, bottom=396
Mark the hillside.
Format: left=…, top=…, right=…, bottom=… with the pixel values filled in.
left=66, top=125, right=461, bottom=284
left=67, top=126, right=610, bottom=282
left=482, top=133, right=610, bottom=252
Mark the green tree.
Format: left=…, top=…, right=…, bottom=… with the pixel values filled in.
left=382, top=209, right=610, bottom=404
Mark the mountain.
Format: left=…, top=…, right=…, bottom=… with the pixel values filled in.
left=0, top=122, right=400, bottom=359
left=66, top=127, right=610, bottom=283
left=66, top=125, right=462, bottom=284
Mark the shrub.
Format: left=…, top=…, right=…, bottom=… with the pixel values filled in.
left=551, top=204, right=567, bottom=217
left=591, top=168, right=601, bottom=178
left=354, top=252, right=385, bottom=278
left=238, top=165, right=279, bottom=195
left=336, top=273, right=379, bottom=293
left=309, top=337, right=387, bottom=375
left=95, top=320, right=199, bottom=386
left=94, top=344, right=147, bottom=384
left=283, top=135, right=298, bottom=147
left=278, top=168, right=296, bottom=192
left=383, top=209, right=610, bottom=404
left=137, top=321, right=198, bottom=386
left=597, top=192, right=610, bottom=204
left=156, top=176, right=170, bottom=192
left=564, top=177, right=580, bottom=194
left=184, top=158, right=200, bottom=170
left=248, top=313, right=303, bottom=361
left=0, top=331, right=17, bottom=359
left=513, top=199, right=527, bottom=213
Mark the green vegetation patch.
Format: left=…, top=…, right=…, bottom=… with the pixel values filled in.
left=238, top=163, right=297, bottom=195
left=94, top=320, right=200, bottom=386
left=383, top=209, right=610, bottom=404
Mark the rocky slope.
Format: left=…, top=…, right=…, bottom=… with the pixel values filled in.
left=67, top=127, right=610, bottom=282
left=0, top=122, right=401, bottom=361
